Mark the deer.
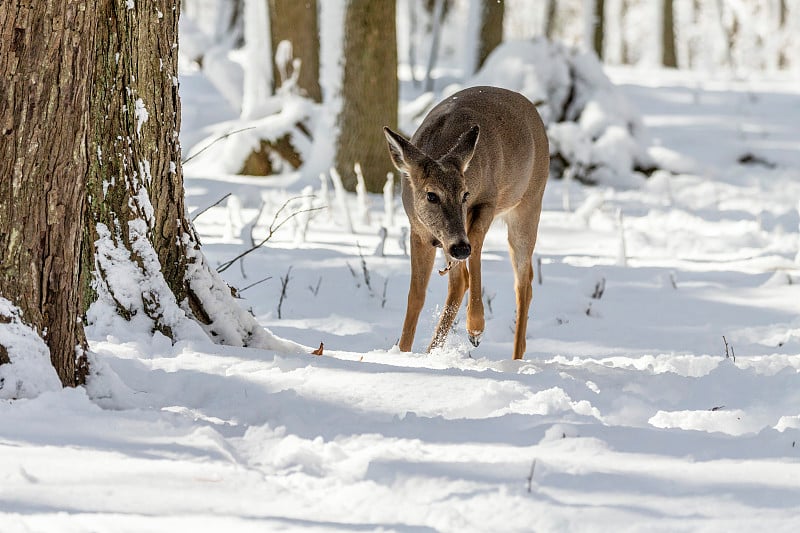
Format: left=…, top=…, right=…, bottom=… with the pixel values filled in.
left=383, top=86, right=549, bottom=360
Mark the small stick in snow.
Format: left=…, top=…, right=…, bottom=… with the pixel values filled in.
left=374, top=227, right=388, bottom=257
left=308, top=276, right=322, bottom=296
left=357, top=243, right=373, bottom=292
left=722, top=335, right=736, bottom=362
left=277, top=266, right=292, bottom=319
left=591, top=278, right=606, bottom=299
left=536, top=255, right=543, bottom=285
left=527, top=460, right=537, bottom=493
left=381, top=278, right=389, bottom=309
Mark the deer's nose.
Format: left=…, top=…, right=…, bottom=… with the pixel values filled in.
left=449, top=242, right=471, bottom=260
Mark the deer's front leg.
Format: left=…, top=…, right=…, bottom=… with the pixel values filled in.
left=465, top=204, right=494, bottom=346
left=398, top=231, right=436, bottom=352
left=428, top=261, right=468, bottom=351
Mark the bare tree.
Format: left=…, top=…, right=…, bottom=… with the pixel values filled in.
left=335, top=0, right=398, bottom=192
left=545, top=0, right=558, bottom=40
left=662, top=0, right=677, bottom=67
left=269, top=0, right=321, bottom=102
left=588, top=0, right=605, bottom=59
left=477, top=0, right=505, bottom=70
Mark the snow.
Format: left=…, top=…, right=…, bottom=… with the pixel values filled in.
left=4, top=9, right=800, bottom=533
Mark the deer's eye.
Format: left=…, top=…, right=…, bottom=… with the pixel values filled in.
left=426, top=192, right=440, bottom=204
left=462, top=192, right=470, bottom=203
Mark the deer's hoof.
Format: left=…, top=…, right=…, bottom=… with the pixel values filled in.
left=468, top=331, right=483, bottom=347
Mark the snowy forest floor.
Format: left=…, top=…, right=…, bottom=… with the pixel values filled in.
left=3, top=68, right=800, bottom=531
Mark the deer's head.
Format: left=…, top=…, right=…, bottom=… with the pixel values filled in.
left=384, top=125, right=479, bottom=261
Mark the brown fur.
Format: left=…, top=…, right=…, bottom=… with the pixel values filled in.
left=384, top=86, right=549, bottom=359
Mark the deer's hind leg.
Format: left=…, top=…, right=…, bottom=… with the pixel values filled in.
left=506, top=195, right=544, bottom=360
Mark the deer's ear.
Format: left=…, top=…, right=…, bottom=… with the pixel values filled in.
left=383, top=127, right=425, bottom=175
left=445, top=125, right=480, bottom=173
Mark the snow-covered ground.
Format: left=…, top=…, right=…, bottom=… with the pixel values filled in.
left=3, top=60, right=800, bottom=532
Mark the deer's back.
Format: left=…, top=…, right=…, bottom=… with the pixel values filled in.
left=412, top=86, right=548, bottom=212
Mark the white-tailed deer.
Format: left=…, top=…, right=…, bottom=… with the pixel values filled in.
left=384, top=86, right=549, bottom=360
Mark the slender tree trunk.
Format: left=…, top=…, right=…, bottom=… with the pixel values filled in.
left=0, top=1, right=95, bottom=386
left=335, top=0, right=398, bottom=192
left=777, top=0, right=788, bottom=69
left=662, top=0, right=677, bottom=67
left=588, top=0, right=605, bottom=59
left=269, top=0, right=321, bottom=102
left=477, top=0, right=505, bottom=70
left=545, top=0, right=558, bottom=40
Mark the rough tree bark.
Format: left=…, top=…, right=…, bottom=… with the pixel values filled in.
left=82, top=0, right=193, bottom=340
left=335, top=0, right=398, bottom=192
left=1, top=0, right=296, bottom=390
left=0, top=1, right=95, bottom=386
left=268, top=0, right=321, bottom=102
left=477, top=0, right=505, bottom=70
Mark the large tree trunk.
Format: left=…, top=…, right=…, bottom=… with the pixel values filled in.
left=662, top=0, right=677, bottom=67
left=0, top=1, right=95, bottom=386
left=85, top=0, right=288, bottom=350
left=477, top=0, right=505, bottom=70
left=335, top=0, right=398, bottom=193
left=1, top=0, right=301, bottom=391
left=269, top=0, right=321, bottom=102
left=83, top=0, right=193, bottom=340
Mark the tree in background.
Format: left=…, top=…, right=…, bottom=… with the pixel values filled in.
left=477, top=0, right=505, bottom=70
left=268, top=0, right=321, bottom=102
left=662, top=0, right=677, bottom=67
left=335, top=0, right=398, bottom=192
left=545, top=0, right=558, bottom=40
left=1, top=0, right=287, bottom=389
left=588, top=0, right=605, bottom=59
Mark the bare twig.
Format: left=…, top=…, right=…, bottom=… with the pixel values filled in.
left=182, top=127, right=257, bottom=165
left=217, top=196, right=324, bottom=273
left=357, top=243, right=373, bottom=293
left=527, top=460, right=537, bottom=493
left=536, top=256, right=543, bottom=285
left=482, top=287, right=495, bottom=316
left=308, top=276, right=322, bottom=296
left=381, top=278, right=389, bottom=309
left=238, top=276, right=272, bottom=294
left=277, top=266, right=292, bottom=319
left=190, top=192, right=232, bottom=222
left=722, top=335, right=736, bottom=362
left=591, top=278, right=606, bottom=299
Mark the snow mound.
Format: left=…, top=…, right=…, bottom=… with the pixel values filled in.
left=468, top=39, right=657, bottom=187
left=0, top=298, right=62, bottom=399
